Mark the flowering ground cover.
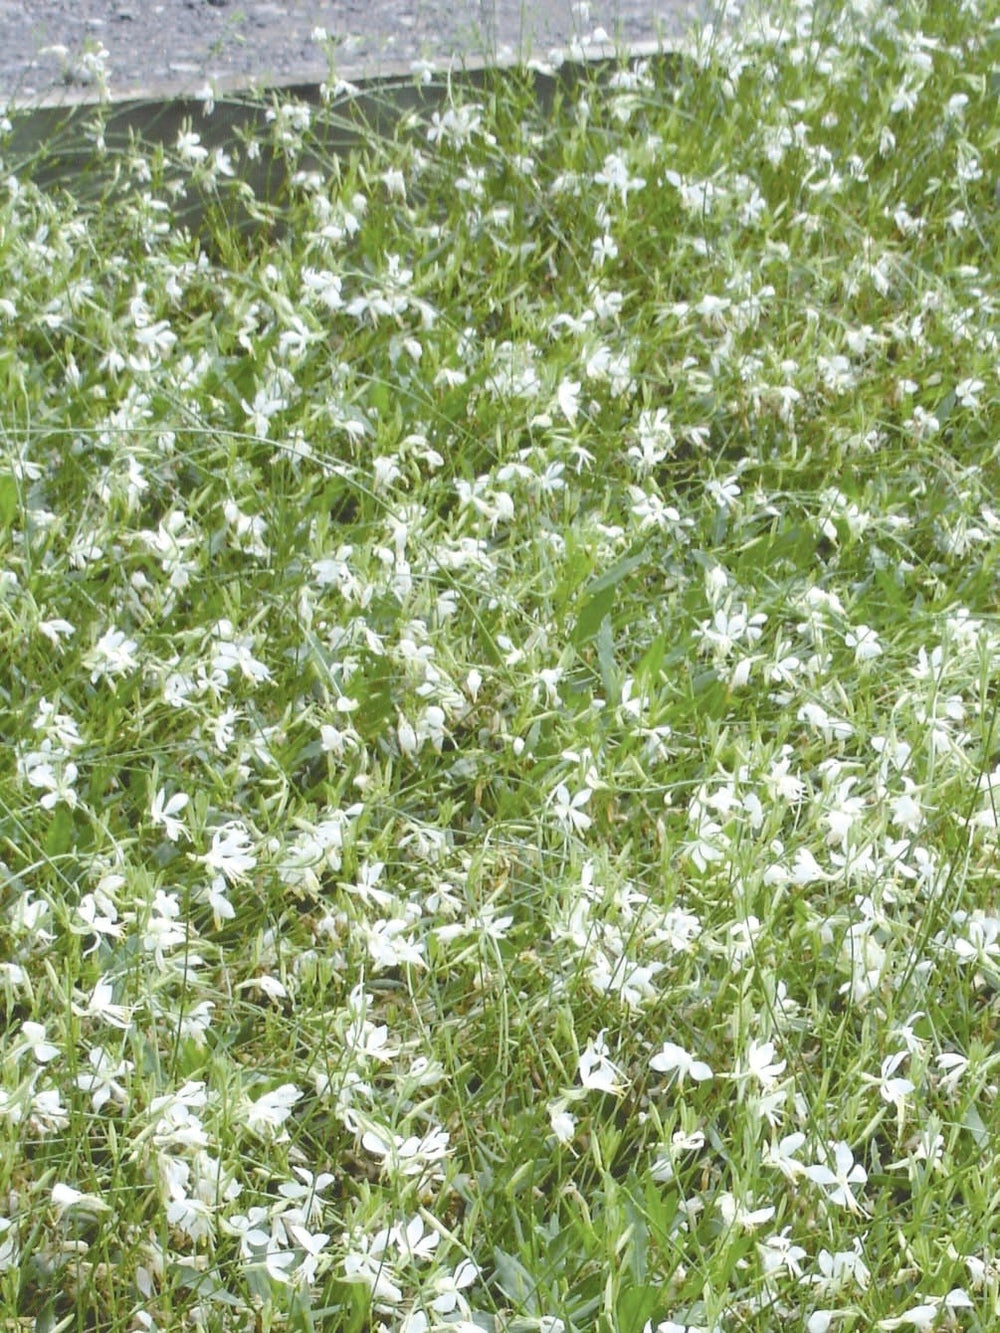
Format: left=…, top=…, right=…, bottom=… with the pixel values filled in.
left=2, top=2, right=1000, bottom=1329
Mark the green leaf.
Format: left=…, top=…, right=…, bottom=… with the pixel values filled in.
left=32, top=1306, right=59, bottom=1333
left=616, top=1283, right=662, bottom=1333
left=643, top=1178, right=679, bottom=1246
left=352, top=654, right=395, bottom=734
left=493, top=1247, right=541, bottom=1314
left=44, top=805, right=75, bottom=859
left=635, top=632, right=666, bottom=687
left=572, top=547, right=647, bottom=646
left=963, top=1103, right=989, bottom=1148
left=174, top=1268, right=244, bottom=1308
left=684, top=666, right=728, bottom=722
left=0, top=474, right=18, bottom=530
left=596, top=615, right=619, bottom=705
left=309, top=1285, right=370, bottom=1333
left=572, top=581, right=616, bottom=647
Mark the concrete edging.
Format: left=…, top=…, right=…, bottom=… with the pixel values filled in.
left=4, top=38, right=685, bottom=202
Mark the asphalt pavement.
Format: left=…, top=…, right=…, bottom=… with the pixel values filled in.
left=1, top=0, right=729, bottom=104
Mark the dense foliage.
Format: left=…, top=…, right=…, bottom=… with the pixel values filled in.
left=2, top=2, right=1000, bottom=1329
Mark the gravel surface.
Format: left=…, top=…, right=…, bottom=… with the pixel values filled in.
left=2, top=0, right=723, bottom=104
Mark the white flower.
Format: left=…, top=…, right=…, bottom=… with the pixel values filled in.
left=176, top=129, right=207, bottom=162
left=740, top=1038, right=786, bottom=1087
left=361, top=1125, right=451, bottom=1177
left=87, top=627, right=139, bottom=685
left=133, top=319, right=177, bottom=359
left=364, top=916, right=426, bottom=971
left=202, top=878, right=236, bottom=929
left=789, top=847, right=828, bottom=885
left=807, top=1314, right=849, bottom=1333
left=649, top=1041, right=713, bottom=1086
left=51, top=1183, right=111, bottom=1218
left=76, top=1046, right=133, bottom=1111
left=696, top=603, right=766, bottom=659
left=548, top=1101, right=577, bottom=1144
left=20, top=746, right=79, bottom=810
left=19, top=1022, right=59, bottom=1064
left=30, top=1088, right=69, bottom=1133
left=955, top=377, right=984, bottom=410
left=394, top=1214, right=439, bottom=1264
left=594, top=150, right=645, bottom=202
left=38, top=618, right=75, bottom=648
left=760, top=1228, right=808, bottom=1278
left=877, top=1305, right=940, bottom=1331
left=397, top=714, right=419, bottom=758
left=762, top=1131, right=807, bottom=1180
left=243, top=1083, right=302, bottom=1137
left=890, top=782, right=924, bottom=833
left=150, top=788, right=189, bottom=842
left=935, top=1051, right=968, bottom=1096
left=845, top=623, right=882, bottom=663
left=198, top=822, right=257, bottom=884
left=210, top=625, right=271, bottom=685
left=551, top=783, right=593, bottom=834
left=797, top=700, right=854, bottom=741
left=557, top=378, right=581, bottom=424
left=343, top=1225, right=403, bottom=1303
left=242, top=384, right=287, bottom=438
left=578, top=1031, right=628, bottom=1095
left=73, top=978, right=133, bottom=1029
left=706, top=475, right=741, bottom=509
left=878, top=1051, right=915, bottom=1107
left=286, top=1222, right=331, bottom=1285
left=588, top=951, right=660, bottom=1009
left=811, top=1238, right=871, bottom=1293
left=717, top=1192, right=776, bottom=1230
left=804, top=1141, right=868, bottom=1212
left=650, top=1128, right=705, bottom=1181
left=430, top=1257, right=478, bottom=1314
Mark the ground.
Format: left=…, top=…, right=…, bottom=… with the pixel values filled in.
left=0, top=0, right=714, bottom=102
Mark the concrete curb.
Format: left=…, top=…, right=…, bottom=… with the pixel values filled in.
left=7, top=35, right=678, bottom=112
left=5, top=38, right=688, bottom=205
